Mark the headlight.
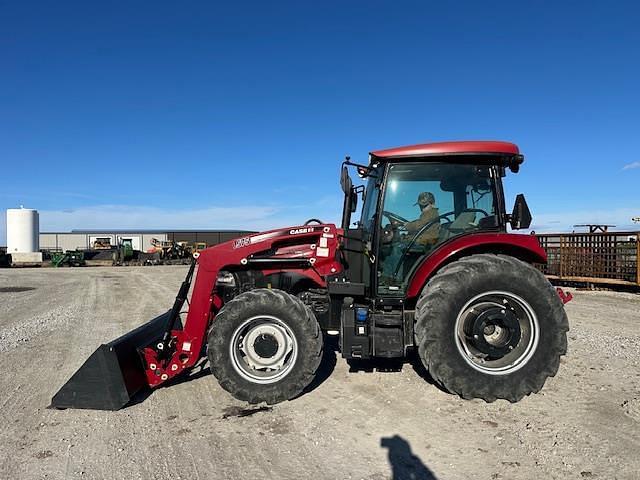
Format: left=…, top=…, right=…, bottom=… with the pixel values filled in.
left=216, top=271, right=236, bottom=287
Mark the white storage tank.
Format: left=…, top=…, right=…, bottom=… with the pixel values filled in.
left=7, top=207, right=40, bottom=253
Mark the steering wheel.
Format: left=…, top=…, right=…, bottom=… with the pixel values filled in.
left=379, top=211, right=411, bottom=244
left=304, top=218, right=324, bottom=225
left=391, top=208, right=492, bottom=278
left=382, top=210, right=409, bottom=225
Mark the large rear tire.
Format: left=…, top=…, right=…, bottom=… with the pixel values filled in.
left=207, top=288, right=323, bottom=404
left=415, top=254, right=569, bottom=402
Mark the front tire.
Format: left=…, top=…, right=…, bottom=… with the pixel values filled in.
left=207, top=288, right=323, bottom=404
left=415, top=254, right=569, bottom=402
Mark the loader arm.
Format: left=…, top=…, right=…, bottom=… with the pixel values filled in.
left=139, top=224, right=343, bottom=388
left=52, top=223, right=342, bottom=409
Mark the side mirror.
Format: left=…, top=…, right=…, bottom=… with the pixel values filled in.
left=340, top=166, right=352, bottom=194
left=510, top=194, right=532, bottom=230
left=508, top=154, right=524, bottom=174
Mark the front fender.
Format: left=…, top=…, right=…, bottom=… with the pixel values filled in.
left=405, top=233, right=546, bottom=299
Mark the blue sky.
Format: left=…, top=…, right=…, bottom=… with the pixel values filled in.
left=1, top=1, right=639, bottom=243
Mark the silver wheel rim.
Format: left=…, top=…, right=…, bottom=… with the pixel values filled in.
left=454, top=291, right=539, bottom=375
left=229, top=315, right=298, bottom=384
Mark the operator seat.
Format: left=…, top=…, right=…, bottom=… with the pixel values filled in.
left=440, top=211, right=477, bottom=240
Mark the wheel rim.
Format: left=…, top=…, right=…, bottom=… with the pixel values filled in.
left=454, top=291, right=539, bottom=375
left=229, top=315, right=298, bottom=384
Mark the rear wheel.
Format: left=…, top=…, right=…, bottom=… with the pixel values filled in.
left=415, top=254, right=569, bottom=402
left=207, top=288, right=323, bottom=404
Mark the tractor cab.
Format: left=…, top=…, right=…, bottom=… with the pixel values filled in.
left=340, top=141, right=532, bottom=297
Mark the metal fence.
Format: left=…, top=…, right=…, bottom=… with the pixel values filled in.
left=536, top=231, right=640, bottom=287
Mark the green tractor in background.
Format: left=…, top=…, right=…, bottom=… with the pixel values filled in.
left=51, top=250, right=86, bottom=267
left=113, top=239, right=135, bottom=265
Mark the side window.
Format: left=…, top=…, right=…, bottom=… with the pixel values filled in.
left=377, top=163, right=497, bottom=294
left=447, top=176, right=497, bottom=235
left=466, top=178, right=495, bottom=214
left=380, top=180, right=453, bottom=228
left=378, top=164, right=453, bottom=293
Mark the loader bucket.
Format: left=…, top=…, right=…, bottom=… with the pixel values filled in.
left=50, top=311, right=171, bottom=410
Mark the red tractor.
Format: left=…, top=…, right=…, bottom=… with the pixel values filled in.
left=52, top=141, right=569, bottom=410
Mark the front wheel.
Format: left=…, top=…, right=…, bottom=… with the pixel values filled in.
left=415, top=254, right=569, bottom=402
left=207, top=289, right=323, bottom=404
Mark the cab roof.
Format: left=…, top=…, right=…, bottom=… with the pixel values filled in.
left=370, top=141, right=520, bottom=160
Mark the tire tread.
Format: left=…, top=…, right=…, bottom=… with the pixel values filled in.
left=207, top=288, right=323, bottom=404
left=415, top=254, right=569, bottom=402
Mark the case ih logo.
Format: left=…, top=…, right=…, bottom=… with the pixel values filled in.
left=289, top=227, right=315, bottom=235
left=233, top=237, right=251, bottom=249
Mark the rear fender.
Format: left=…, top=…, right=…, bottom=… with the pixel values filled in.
left=405, top=233, right=546, bottom=300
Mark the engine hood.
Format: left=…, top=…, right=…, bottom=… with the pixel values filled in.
left=205, top=223, right=342, bottom=272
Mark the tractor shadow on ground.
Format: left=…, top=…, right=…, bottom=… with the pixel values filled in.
left=347, top=357, right=405, bottom=373
left=297, top=334, right=338, bottom=398
left=407, top=349, right=450, bottom=395
left=381, top=435, right=438, bottom=480
left=129, top=337, right=338, bottom=407
left=345, top=348, right=450, bottom=395
left=126, top=343, right=449, bottom=408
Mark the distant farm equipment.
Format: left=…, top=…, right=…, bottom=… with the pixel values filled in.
left=51, top=250, right=86, bottom=267
left=91, top=237, right=113, bottom=249
left=40, top=238, right=210, bottom=267
left=147, top=238, right=206, bottom=263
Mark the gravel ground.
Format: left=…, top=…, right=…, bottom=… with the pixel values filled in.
left=0, top=266, right=639, bottom=480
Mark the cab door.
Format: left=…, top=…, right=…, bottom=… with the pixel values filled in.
left=375, top=162, right=498, bottom=295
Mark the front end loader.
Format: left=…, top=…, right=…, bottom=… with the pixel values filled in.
left=51, top=140, right=570, bottom=410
